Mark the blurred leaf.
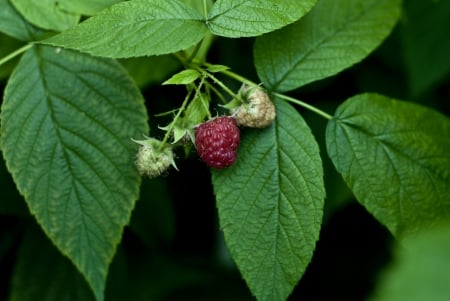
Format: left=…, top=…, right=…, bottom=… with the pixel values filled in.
left=1, top=45, right=148, bottom=301
left=402, top=0, right=450, bottom=97
left=326, top=93, right=450, bottom=238
left=57, top=0, right=123, bottom=16
left=207, top=0, right=318, bottom=38
left=212, top=97, right=324, bottom=300
left=11, top=0, right=80, bottom=31
left=0, top=34, right=23, bottom=80
left=254, top=0, right=401, bottom=92
left=43, top=0, right=208, bottom=58
left=0, top=0, right=47, bottom=41
left=9, top=225, right=95, bottom=301
left=128, top=177, right=175, bottom=247
left=119, top=55, right=180, bottom=88
left=371, top=223, right=450, bottom=301
left=0, top=153, right=28, bottom=216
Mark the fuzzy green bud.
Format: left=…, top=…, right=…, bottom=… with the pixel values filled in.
left=132, top=137, right=177, bottom=178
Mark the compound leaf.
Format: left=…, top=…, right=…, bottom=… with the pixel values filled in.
left=207, top=0, right=317, bottom=38
left=1, top=45, right=148, bottom=301
left=326, top=93, right=450, bottom=238
left=254, top=0, right=401, bottom=92
left=212, top=97, right=324, bottom=300
left=43, top=0, right=208, bottom=58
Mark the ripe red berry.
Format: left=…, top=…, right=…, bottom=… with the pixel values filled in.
left=195, top=116, right=240, bottom=169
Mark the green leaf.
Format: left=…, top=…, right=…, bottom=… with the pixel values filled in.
left=162, top=69, right=201, bottom=85
left=9, top=226, right=95, bottom=301
left=206, top=64, right=230, bottom=73
left=254, top=0, right=402, bottom=92
left=402, top=0, right=450, bottom=96
left=0, top=0, right=47, bottom=41
left=11, top=0, right=80, bottom=31
left=42, top=0, right=208, bottom=58
left=212, top=98, right=324, bottom=300
left=371, top=223, right=450, bottom=301
left=1, top=45, right=148, bottom=301
left=207, top=0, right=318, bottom=38
left=57, top=0, right=122, bottom=16
left=326, top=93, right=450, bottom=238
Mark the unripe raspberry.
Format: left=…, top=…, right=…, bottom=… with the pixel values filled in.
left=195, top=116, right=240, bottom=169
left=132, top=137, right=177, bottom=178
left=232, top=85, right=276, bottom=128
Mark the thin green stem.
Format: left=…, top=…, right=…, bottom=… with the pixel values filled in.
left=159, top=87, right=194, bottom=148
left=203, top=71, right=241, bottom=101
left=204, top=81, right=227, bottom=105
left=0, top=43, right=33, bottom=67
left=207, top=65, right=332, bottom=120
left=202, top=0, right=208, bottom=19
left=273, top=92, right=333, bottom=120
left=213, top=66, right=259, bottom=88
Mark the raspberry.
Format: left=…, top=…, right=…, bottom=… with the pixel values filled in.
left=232, top=85, right=276, bottom=128
left=195, top=116, right=240, bottom=169
left=132, top=137, right=177, bottom=178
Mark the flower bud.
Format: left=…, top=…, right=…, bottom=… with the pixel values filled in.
left=132, top=137, right=177, bottom=178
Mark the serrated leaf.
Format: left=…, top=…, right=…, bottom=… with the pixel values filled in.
left=212, top=98, right=324, bottom=300
left=162, top=69, right=200, bottom=85
left=254, top=0, right=401, bottom=92
left=9, top=226, right=95, bottom=301
left=0, top=0, right=47, bottom=41
left=1, top=45, right=148, bottom=301
left=57, top=0, right=122, bottom=16
left=42, top=0, right=208, bottom=58
left=207, top=0, right=318, bottom=38
left=326, top=93, right=450, bottom=238
left=11, top=0, right=80, bottom=31
left=371, top=223, right=450, bottom=301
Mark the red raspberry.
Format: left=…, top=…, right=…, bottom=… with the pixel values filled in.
left=195, top=116, right=240, bottom=169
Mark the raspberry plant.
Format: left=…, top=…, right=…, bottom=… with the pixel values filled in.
left=1, top=0, right=449, bottom=301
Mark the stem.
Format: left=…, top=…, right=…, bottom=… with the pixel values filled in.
left=213, top=66, right=259, bottom=88
left=0, top=43, right=33, bottom=67
left=202, top=0, right=208, bottom=19
left=208, top=65, right=333, bottom=120
left=204, top=81, right=227, bottom=105
left=273, top=92, right=333, bottom=120
left=203, top=71, right=241, bottom=101
left=159, top=87, right=194, bottom=148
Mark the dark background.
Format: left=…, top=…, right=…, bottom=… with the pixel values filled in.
left=1, top=0, right=449, bottom=300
